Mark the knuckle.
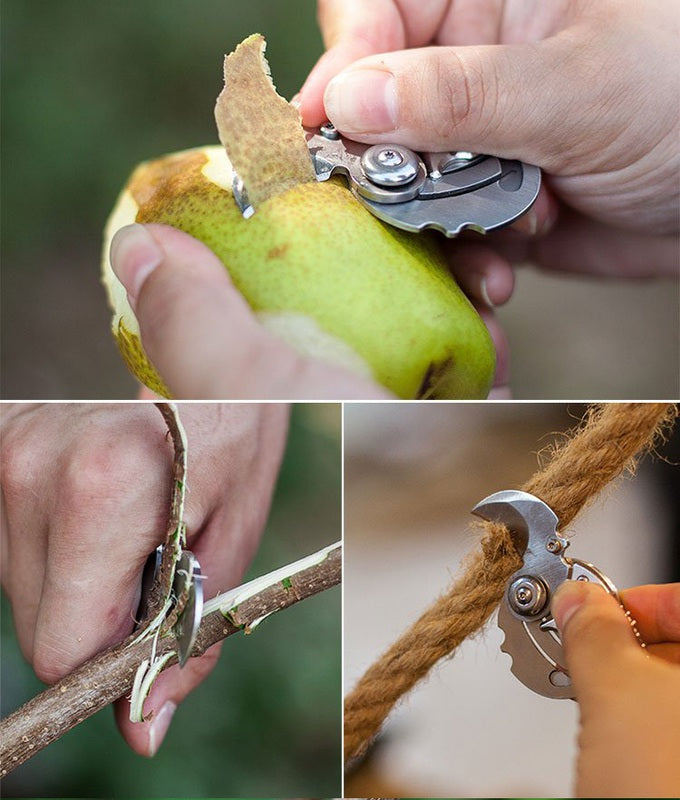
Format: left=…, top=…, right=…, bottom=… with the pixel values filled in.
left=59, top=433, right=150, bottom=520
left=421, top=49, right=490, bottom=143
left=1, top=434, right=36, bottom=508
left=61, top=439, right=119, bottom=508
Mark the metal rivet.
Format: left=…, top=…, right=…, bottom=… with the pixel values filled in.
left=376, top=149, right=404, bottom=167
left=546, top=537, right=563, bottom=554
left=507, top=575, right=549, bottom=617
left=361, top=144, right=420, bottom=187
left=320, top=121, right=340, bottom=140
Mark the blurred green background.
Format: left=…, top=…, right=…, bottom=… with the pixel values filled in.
left=2, top=0, right=322, bottom=399
left=1, top=0, right=678, bottom=398
left=0, top=403, right=342, bottom=798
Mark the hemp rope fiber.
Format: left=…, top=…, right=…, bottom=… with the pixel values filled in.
left=344, top=402, right=677, bottom=764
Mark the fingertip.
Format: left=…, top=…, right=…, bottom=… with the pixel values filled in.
left=114, top=694, right=176, bottom=758
left=129, top=226, right=260, bottom=397
left=110, top=223, right=229, bottom=318
left=137, top=385, right=161, bottom=400
left=298, top=46, right=359, bottom=127
left=487, top=385, right=512, bottom=400
left=552, top=579, right=595, bottom=633
left=323, top=66, right=398, bottom=137
left=481, top=260, right=515, bottom=307
left=300, top=40, right=393, bottom=129
left=475, top=306, right=510, bottom=393
left=448, top=245, right=515, bottom=307
left=551, top=581, right=648, bottom=704
left=114, top=647, right=222, bottom=757
left=510, top=186, right=559, bottom=237
left=619, top=583, right=680, bottom=643
left=148, top=701, right=177, bottom=756
left=110, top=224, right=164, bottom=310
left=298, top=74, right=328, bottom=127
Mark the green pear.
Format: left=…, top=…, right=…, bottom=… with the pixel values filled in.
left=101, top=144, right=495, bottom=398
left=102, top=33, right=495, bottom=398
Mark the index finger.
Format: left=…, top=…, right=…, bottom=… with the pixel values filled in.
left=620, top=583, right=680, bottom=644
left=299, top=0, right=406, bottom=126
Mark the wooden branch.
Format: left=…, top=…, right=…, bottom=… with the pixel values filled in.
left=0, top=546, right=341, bottom=776
left=142, top=402, right=188, bottom=625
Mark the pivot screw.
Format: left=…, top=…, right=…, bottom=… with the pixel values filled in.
left=546, top=537, right=564, bottom=554
left=361, top=144, right=420, bottom=187
left=320, top=121, right=340, bottom=140
left=507, top=575, right=549, bottom=617
left=376, top=149, right=404, bottom=167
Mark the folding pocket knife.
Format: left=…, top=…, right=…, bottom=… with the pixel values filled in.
left=137, top=545, right=204, bottom=667
left=472, top=489, right=644, bottom=699
left=233, top=122, right=541, bottom=237
left=305, top=122, right=541, bottom=236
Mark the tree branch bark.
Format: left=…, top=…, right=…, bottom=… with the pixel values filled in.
left=0, top=546, right=340, bottom=776
left=143, top=402, right=188, bottom=626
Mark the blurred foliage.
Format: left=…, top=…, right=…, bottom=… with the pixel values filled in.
left=0, top=404, right=342, bottom=798
left=1, top=0, right=321, bottom=259
left=1, top=0, right=323, bottom=398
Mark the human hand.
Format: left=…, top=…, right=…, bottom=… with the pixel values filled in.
left=110, top=223, right=391, bottom=400
left=110, top=224, right=508, bottom=398
left=0, top=402, right=288, bottom=756
left=299, top=0, right=679, bottom=282
left=552, top=580, right=680, bottom=798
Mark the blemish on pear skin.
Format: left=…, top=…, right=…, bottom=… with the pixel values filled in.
left=129, top=151, right=208, bottom=207
left=417, top=357, right=455, bottom=399
left=267, top=244, right=290, bottom=260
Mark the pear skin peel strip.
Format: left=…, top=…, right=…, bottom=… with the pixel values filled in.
left=214, top=33, right=316, bottom=208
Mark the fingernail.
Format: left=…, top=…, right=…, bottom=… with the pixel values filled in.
left=539, top=204, right=558, bottom=236
left=147, top=700, right=176, bottom=757
left=479, top=277, right=494, bottom=308
left=289, top=92, right=301, bottom=110
left=324, top=69, right=397, bottom=133
left=525, top=209, right=538, bottom=237
left=552, top=581, right=590, bottom=632
left=110, top=224, right=164, bottom=310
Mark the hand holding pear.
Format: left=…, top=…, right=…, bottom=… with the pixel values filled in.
left=102, top=35, right=495, bottom=399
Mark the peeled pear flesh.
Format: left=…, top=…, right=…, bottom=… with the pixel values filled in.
left=101, top=145, right=496, bottom=399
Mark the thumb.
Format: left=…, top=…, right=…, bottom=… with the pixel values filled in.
left=552, top=580, right=647, bottom=706
left=323, top=37, right=589, bottom=171
left=109, top=223, right=388, bottom=400
left=114, top=643, right=223, bottom=757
